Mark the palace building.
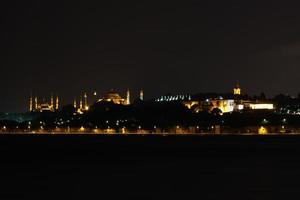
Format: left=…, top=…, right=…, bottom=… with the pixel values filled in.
left=182, top=83, right=273, bottom=114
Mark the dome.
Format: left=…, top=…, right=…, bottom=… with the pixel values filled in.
left=104, top=92, right=122, bottom=100
left=98, top=90, right=126, bottom=105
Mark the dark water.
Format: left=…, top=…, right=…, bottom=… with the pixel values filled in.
left=0, top=134, right=300, bottom=199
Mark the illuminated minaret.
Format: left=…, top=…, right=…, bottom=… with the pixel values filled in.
left=80, top=96, right=83, bottom=110
left=126, top=89, right=130, bottom=105
left=84, top=92, right=88, bottom=110
left=55, top=96, right=59, bottom=110
left=34, top=96, right=38, bottom=110
left=140, top=89, right=144, bottom=101
left=73, top=98, right=77, bottom=108
left=29, top=94, right=33, bottom=112
left=50, top=94, right=54, bottom=111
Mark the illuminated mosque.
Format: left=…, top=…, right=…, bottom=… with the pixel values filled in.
left=73, top=92, right=90, bottom=114
left=97, top=89, right=129, bottom=105
left=96, top=89, right=144, bottom=105
left=72, top=89, right=144, bottom=113
left=29, top=94, right=59, bottom=112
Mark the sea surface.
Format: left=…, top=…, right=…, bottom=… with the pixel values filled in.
left=0, top=134, right=299, bottom=199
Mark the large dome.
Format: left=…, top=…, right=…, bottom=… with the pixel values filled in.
left=104, top=91, right=122, bottom=100
left=98, top=90, right=126, bottom=105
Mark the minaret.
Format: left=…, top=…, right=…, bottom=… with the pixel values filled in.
left=126, top=89, right=130, bottom=105
left=80, top=96, right=83, bottom=110
left=34, top=96, right=38, bottom=110
left=140, top=89, right=144, bottom=101
left=55, top=96, right=59, bottom=110
left=29, top=94, right=33, bottom=112
left=50, top=94, right=54, bottom=111
left=84, top=92, right=88, bottom=110
left=73, top=98, right=77, bottom=108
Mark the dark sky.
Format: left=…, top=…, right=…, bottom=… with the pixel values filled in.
left=1, top=1, right=300, bottom=112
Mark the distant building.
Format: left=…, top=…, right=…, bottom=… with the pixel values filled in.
left=73, top=89, right=133, bottom=114
left=73, top=92, right=90, bottom=114
left=182, top=96, right=235, bottom=114
left=235, top=100, right=274, bottom=111
left=189, top=98, right=235, bottom=114
left=98, top=90, right=127, bottom=105
left=249, top=103, right=274, bottom=110
left=29, top=94, right=59, bottom=112
left=183, top=101, right=199, bottom=109
left=210, top=99, right=235, bottom=113
left=233, top=83, right=241, bottom=95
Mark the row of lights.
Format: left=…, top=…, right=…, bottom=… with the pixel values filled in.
left=0, top=124, right=209, bottom=131
left=2, top=125, right=288, bottom=134
left=156, top=95, right=192, bottom=102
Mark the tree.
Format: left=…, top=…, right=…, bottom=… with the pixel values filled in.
left=211, top=108, right=222, bottom=116
left=260, top=92, right=266, bottom=100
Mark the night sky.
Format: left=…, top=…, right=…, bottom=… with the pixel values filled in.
left=1, top=1, right=300, bottom=112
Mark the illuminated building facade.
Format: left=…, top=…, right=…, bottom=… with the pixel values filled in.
left=210, top=99, right=235, bottom=113
left=183, top=101, right=199, bottom=109
left=156, top=94, right=235, bottom=114
left=186, top=98, right=235, bottom=114
left=233, top=83, right=241, bottom=95
left=249, top=103, right=274, bottom=110
left=238, top=100, right=274, bottom=111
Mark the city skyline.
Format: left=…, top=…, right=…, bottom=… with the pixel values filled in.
left=0, top=81, right=297, bottom=135
left=2, top=83, right=300, bottom=113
